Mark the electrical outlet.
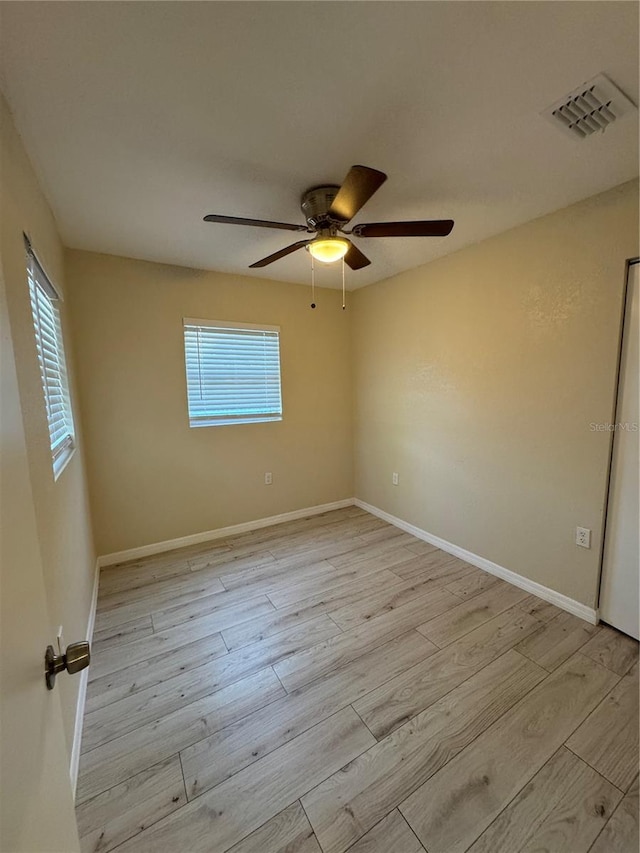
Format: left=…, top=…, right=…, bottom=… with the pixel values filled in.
left=264, top=472, right=273, bottom=485
left=576, top=527, right=591, bottom=549
left=392, top=472, right=399, bottom=486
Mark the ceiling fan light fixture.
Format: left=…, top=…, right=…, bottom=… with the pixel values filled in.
left=308, top=237, right=349, bottom=264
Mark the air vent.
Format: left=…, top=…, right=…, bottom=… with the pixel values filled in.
left=542, top=73, right=636, bottom=140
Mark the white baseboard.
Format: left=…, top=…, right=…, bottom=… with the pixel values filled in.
left=70, top=556, right=100, bottom=795
left=355, top=499, right=598, bottom=625
left=98, top=498, right=356, bottom=568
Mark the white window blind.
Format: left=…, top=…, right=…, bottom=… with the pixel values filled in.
left=26, top=239, right=75, bottom=477
left=183, top=319, right=283, bottom=427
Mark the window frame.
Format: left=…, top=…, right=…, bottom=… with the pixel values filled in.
left=183, top=317, right=283, bottom=428
left=25, top=237, right=76, bottom=479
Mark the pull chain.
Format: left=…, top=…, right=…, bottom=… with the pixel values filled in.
left=342, top=257, right=346, bottom=310
left=311, top=256, right=316, bottom=309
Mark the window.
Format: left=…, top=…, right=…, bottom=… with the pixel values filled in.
left=26, top=238, right=75, bottom=478
left=183, top=319, right=282, bottom=427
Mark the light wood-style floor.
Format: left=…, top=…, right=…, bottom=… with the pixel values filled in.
left=76, top=507, right=639, bottom=853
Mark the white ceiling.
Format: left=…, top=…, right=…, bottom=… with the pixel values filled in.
left=1, top=1, right=638, bottom=289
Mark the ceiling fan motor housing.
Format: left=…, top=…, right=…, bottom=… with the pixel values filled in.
left=301, top=185, right=343, bottom=230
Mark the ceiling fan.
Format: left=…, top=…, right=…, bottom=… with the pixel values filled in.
left=204, top=165, right=454, bottom=270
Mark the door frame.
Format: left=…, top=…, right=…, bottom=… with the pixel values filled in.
left=595, top=256, right=640, bottom=615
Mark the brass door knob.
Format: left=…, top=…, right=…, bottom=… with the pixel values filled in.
left=45, top=641, right=91, bottom=690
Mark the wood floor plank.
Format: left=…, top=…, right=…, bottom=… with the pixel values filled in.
left=399, top=654, right=619, bottom=853
left=325, top=547, right=420, bottom=579
left=213, top=512, right=337, bottom=546
left=98, top=545, right=282, bottom=611
left=324, top=534, right=416, bottom=570
left=262, top=569, right=402, bottom=612
left=149, top=584, right=278, bottom=633
left=444, top=571, right=500, bottom=600
left=250, top=524, right=370, bottom=560
left=517, top=593, right=563, bottom=623
left=392, top=554, right=479, bottom=584
left=580, top=625, right=639, bottom=676
left=590, top=775, right=639, bottom=853
left=270, top=537, right=365, bottom=572
left=346, top=810, right=425, bottom=853
left=354, top=607, right=542, bottom=739
left=301, top=650, right=545, bottom=853
left=97, top=569, right=228, bottom=613
left=88, top=618, right=229, bottom=681
left=467, top=747, right=622, bottom=853
left=356, top=525, right=413, bottom=546
left=86, top=631, right=231, bottom=714
left=101, top=542, right=210, bottom=573
left=566, top=661, right=639, bottom=791
left=221, top=570, right=401, bottom=652
left=115, top=708, right=376, bottom=853
left=261, top=510, right=386, bottom=548
left=329, top=573, right=465, bottom=632
left=262, top=560, right=406, bottom=611
left=76, top=755, right=186, bottom=853
left=220, top=558, right=339, bottom=596
left=274, top=587, right=458, bottom=692
left=243, top=517, right=387, bottom=566
left=92, top=614, right=153, bottom=652
left=417, top=583, right=528, bottom=648
left=388, top=539, right=458, bottom=571
left=98, top=542, right=232, bottom=596
left=263, top=537, right=376, bottom=575
left=402, top=539, right=440, bottom=556
left=84, top=615, right=341, bottom=737
left=219, top=508, right=360, bottom=549
left=271, top=521, right=387, bottom=563
left=148, top=595, right=274, bottom=637
left=94, top=574, right=230, bottom=631
left=225, top=802, right=322, bottom=853
left=181, top=631, right=436, bottom=798
left=77, top=667, right=284, bottom=803
left=189, top=543, right=280, bottom=572
left=514, top=610, right=598, bottom=671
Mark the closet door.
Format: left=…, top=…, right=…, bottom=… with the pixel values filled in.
left=599, top=261, right=639, bottom=640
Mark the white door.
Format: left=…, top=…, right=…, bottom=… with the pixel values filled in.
left=599, top=261, right=639, bottom=640
left=0, top=271, right=80, bottom=850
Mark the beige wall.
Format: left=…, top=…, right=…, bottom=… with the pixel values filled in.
left=352, top=181, right=639, bottom=608
left=1, top=94, right=96, bottom=757
left=65, top=251, right=353, bottom=556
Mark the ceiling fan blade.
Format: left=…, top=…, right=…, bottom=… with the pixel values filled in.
left=204, top=214, right=308, bottom=232
left=249, top=240, right=311, bottom=268
left=344, top=241, right=371, bottom=270
left=353, top=220, right=455, bottom=238
left=328, top=165, right=387, bottom=223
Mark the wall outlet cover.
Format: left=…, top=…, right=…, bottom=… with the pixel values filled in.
left=576, top=527, right=591, bottom=549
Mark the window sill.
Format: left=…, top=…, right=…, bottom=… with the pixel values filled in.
left=53, top=445, right=75, bottom=481
left=189, top=416, right=283, bottom=428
